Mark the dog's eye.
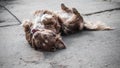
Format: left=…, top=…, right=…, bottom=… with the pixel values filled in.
left=51, top=47, right=56, bottom=52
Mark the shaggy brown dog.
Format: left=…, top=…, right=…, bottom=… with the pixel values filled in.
left=22, top=3, right=113, bottom=52
left=32, top=29, right=66, bottom=51
left=22, top=20, right=66, bottom=52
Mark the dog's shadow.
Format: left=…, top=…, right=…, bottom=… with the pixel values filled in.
left=42, top=30, right=94, bottom=59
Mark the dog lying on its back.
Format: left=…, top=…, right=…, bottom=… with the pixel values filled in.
left=22, top=3, right=113, bottom=52
left=32, top=29, right=66, bottom=51
left=22, top=20, right=66, bottom=52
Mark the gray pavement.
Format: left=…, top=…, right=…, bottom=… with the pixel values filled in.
left=0, top=0, right=120, bottom=68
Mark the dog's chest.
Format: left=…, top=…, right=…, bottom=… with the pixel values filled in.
left=58, top=12, right=72, bottom=20
left=34, top=16, right=42, bottom=23
left=33, top=15, right=44, bottom=29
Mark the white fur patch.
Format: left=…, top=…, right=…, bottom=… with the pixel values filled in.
left=45, top=40, right=48, bottom=43
left=33, top=15, right=45, bottom=29
left=34, top=16, right=41, bottom=23
left=41, top=14, right=53, bottom=22
left=59, top=12, right=71, bottom=19
left=42, top=43, right=46, bottom=46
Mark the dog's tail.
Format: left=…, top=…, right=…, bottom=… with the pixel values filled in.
left=84, top=21, right=113, bottom=31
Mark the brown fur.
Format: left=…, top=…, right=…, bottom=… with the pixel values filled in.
left=22, top=20, right=66, bottom=52
left=22, top=3, right=113, bottom=52
left=57, top=4, right=84, bottom=34
left=34, top=10, right=61, bottom=34
left=22, top=20, right=33, bottom=45
left=32, top=29, right=66, bottom=51
left=33, top=4, right=84, bottom=34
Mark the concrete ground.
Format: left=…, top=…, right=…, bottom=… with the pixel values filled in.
left=0, top=0, right=120, bottom=68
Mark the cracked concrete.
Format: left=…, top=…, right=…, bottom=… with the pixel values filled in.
left=82, top=7, right=120, bottom=16
left=0, top=0, right=120, bottom=68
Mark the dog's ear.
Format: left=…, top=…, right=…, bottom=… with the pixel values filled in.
left=55, top=34, right=66, bottom=49
left=56, top=39, right=66, bottom=49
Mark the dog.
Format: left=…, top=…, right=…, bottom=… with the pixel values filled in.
left=22, top=20, right=66, bottom=52
left=32, top=29, right=66, bottom=51
left=22, top=3, right=113, bottom=52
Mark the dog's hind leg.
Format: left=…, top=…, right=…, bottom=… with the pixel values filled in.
left=61, top=3, right=72, bottom=13
left=70, top=8, right=85, bottom=30
left=72, top=8, right=81, bottom=17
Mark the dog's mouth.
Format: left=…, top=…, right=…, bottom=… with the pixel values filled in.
left=31, top=29, right=39, bottom=34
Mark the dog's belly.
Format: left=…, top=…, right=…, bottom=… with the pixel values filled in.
left=57, top=12, right=72, bottom=21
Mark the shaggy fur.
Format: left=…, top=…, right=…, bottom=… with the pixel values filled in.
left=57, top=4, right=84, bottom=34
left=22, top=20, right=33, bottom=45
left=22, top=3, right=113, bottom=52
left=32, top=29, right=66, bottom=51
left=33, top=10, right=61, bottom=34
left=22, top=19, right=66, bottom=52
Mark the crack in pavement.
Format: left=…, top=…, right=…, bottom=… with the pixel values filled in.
left=0, top=20, right=6, bottom=23
left=0, top=4, right=21, bottom=27
left=82, top=7, right=120, bottom=16
left=0, top=24, right=20, bottom=27
left=0, top=4, right=22, bottom=24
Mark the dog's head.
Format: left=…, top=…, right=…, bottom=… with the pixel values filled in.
left=32, top=29, right=66, bottom=52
